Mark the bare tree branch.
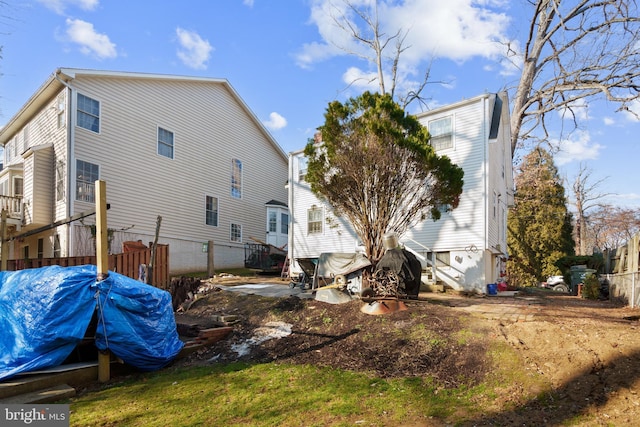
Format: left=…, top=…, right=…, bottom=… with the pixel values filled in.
left=511, top=0, right=640, bottom=154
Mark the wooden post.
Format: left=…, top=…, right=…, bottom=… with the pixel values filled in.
left=0, top=210, right=7, bottom=271
left=95, top=180, right=110, bottom=383
left=147, top=216, right=162, bottom=287
left=207, top=240, right=215, bottom=278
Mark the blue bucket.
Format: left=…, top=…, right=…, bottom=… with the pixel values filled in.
left=487, top=283, right=498, bottom=295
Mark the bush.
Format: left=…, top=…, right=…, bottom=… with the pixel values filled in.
left=582, top=273, right=600, bottom=300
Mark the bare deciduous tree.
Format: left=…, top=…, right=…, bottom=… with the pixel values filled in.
left=511, top=0, right=640, bottom=154
left=571, top=164, right=612, bottom=255
left=589, top=205, right=640, bottom=251
left=326, top=0, right=443, bottom=109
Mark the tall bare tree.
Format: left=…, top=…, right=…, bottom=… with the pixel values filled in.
left=511, top=0, right=640, bottom=154
left=571, top=164, right=611, bottom=255
left=326, top=0, right=439, bottom=109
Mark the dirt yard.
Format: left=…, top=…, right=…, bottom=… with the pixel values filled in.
left=174, top=277, right=640, bottom=426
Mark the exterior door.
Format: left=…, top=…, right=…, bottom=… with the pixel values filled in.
left=266, top=206, right=289, bottom=249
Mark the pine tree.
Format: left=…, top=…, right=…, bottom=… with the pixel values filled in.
left=507, top=146, right=574, bottom=286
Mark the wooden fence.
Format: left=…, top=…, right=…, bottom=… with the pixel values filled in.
left=6, top=244, right=170, bottom=289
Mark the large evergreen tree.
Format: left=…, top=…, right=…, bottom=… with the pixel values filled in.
left=305, top=91, right=464, bottom=264
left=507, top=146, right=574, bottom=286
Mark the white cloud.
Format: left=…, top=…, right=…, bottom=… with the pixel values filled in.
left=603, top=117, right=615, bottom=126
left=623, top=99, right=640, bottom=122
left=551, top=130, right=603, bottom=166
left=243, top=0, right=255, bottom=6
left=39, top=0, right=98, bottom=14
left=263, top=112, right=287, bottom=130
left=176, top=28, right=213, bottom=70
left=296, top=0, right=511, bottom=71
left=342, top=67, right=379, bottom=92
left=65, top=18, right=116, bottom=59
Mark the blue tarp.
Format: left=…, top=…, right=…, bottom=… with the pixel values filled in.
left=0, top=265, right=183, bottom=381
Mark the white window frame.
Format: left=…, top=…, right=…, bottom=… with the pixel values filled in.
left=77, top=93, right=100, bottom=133
left=76, top=159, right=100, bottom=203
left=157, top=127, right=175, bottom=159
left=307, top=205, right=323, bottom=234
left=231, top=158, right=243, bottom=199
left=429, top=116, right=453, bottom=151
left=205, top=195, right=219, bottom=227
left=298, top=156, right=308, bottom=181
left=230, top=223, right=242, bottom=243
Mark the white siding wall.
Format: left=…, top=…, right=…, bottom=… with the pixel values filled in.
left=288, top=94, right=513, bottom=292
left=67, top=76, right=287, bottom=272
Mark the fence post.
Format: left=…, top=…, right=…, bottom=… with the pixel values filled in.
left=207, top=240, right=215, bottom=278
left=0, top=210, right=6, bottom=271
left=95, top=180, right=111, bottom=383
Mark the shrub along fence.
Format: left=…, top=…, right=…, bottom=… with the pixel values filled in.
left=7, top=244, right=170, bottom=289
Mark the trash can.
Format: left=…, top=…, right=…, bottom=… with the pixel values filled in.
left=487, top=283, right=498, bottom=295
left=570, top=266, right=596, bottom=295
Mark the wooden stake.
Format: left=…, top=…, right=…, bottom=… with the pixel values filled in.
left=0, top=210, right=7, bottom=271
left=207, top=240, right=215, bottom=278
left=95, top=180, right=110, bottom=383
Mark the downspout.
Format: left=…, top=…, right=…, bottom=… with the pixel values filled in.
left=483, top=96, right=490, bottom=284
left=287, top=152, right=294, bottom=273
left=55, top=71, right=75, bottom=257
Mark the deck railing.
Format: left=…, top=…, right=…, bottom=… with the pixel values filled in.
left=0, top=195, right=23, bottom=219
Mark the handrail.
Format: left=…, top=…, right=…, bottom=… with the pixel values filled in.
left=0, top=195, right=23, bottom=218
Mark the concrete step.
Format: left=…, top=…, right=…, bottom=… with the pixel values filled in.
left=0, top=383, right=76, bottom=404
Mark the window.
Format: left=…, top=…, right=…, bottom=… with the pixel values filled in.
left=77, top=93, right=100, bottom=133
left=231, top=159, right=242, bottom=198
left=76, top=160, right=99, bottom=202
left=268, top=210, right=277, bottom=232
left=158, top=127, right=174, bottom=159
left=37, top=238, right=44, bottom=259
left=281, top=212, right=289, bottom=234
left=429, top=116, right=453, bottom=151
left=53, top=235, right=61, bottom=258
left=298, top=156, right=308, bottom=181
left=307, top=206, right=323, bottom=234
left=205, top=196, right=218, bottom=226
left=13, top=177, right=23, bottom=197
left=427, top=251, right=451, bottom=268
left=57, top=92, right=66, bottom=129
left=56, top=160, right=65, bottom=201
left=230, top=223, right=242, bottom=242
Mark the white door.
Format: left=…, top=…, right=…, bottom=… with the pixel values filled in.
left=266, top=206, right=289, bottom=249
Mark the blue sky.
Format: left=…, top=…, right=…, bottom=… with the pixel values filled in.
left=1, top=0, right=639, bottom=208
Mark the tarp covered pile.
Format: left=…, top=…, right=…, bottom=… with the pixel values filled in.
left=0, top=265, right=184, bottom=381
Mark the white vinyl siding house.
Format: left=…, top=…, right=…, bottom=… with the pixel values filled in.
left=0, top=68, right=288, bottom=273
left=287, top=93, right=513, bottom=293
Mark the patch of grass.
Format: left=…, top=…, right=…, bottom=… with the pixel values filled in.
left=64, top=362, right=506, bottom=426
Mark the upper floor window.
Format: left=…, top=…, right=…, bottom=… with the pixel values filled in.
left=57, top=92, right=66, bottom=129
left=56, top=160, right=65, bottom=201
left=157, top=127, right=174, bottom=159
left=77, top=93, right=100, bottom=133
left=231, top=159, right=242, bottom=198
left=76, top=159, right=99, bottom=202
left=298, top=156, right=308, bottom=181
left=206, top=195, right=218, bottom=226
left=230, top=223, right=242, bottom=243
left=429, top=116, right=453, bottom=151
left=307, top=205, right=323, bottom=234
left=13, top=177, right=23, bottom=197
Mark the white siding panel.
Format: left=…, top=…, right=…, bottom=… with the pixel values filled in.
left=69, top=76, right=287, bottom=269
